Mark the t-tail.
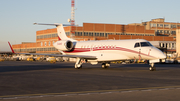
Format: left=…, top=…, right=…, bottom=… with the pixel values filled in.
left=34, top=23, right=75, bottom=41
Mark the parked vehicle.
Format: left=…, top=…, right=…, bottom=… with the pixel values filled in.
left=0, top=57, right=5, bottom=62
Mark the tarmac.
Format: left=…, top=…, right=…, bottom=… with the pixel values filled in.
left=0, top=61, right=180, bottom=101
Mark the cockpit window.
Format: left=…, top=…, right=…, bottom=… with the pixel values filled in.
left=134, top=42, right=153, bottom=48
left=134, top=43, right=140, bottom=48
left=140, top=42, right=153, bottom=47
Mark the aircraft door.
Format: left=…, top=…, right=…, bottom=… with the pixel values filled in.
left=140, top=42, right=153, bottom=59
left=134, top=42, right=141, bottom=60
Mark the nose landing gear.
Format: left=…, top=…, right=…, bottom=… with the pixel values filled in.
left=149, top=63, right=156, bottom=71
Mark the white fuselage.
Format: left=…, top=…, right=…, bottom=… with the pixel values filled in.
left=54, top=39, right=166, bottom=62
left=32, top=23, right=166, bottom=70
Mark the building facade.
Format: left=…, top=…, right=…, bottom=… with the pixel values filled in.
left=176, top=29, right=180, bottom=57
left=129, top=18, right=179, bottom=39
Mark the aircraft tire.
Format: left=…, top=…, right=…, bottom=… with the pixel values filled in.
left=149, top=66, right=156, bottom=71
left=75, top=65, right=82, bottom=69
left=102, top=63, right=107, bottom=69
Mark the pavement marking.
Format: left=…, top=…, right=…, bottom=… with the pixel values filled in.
left=54, top=95, right=67, bottom=97
left=2, top=97, right=17, bottom=100
left=1, top=85, right=180, bottom=100
left=100, top=92, right=112, bottom=94
left=120, top=91, right=133, bottom=93
left=29, top=96, right=42, bottom=98
left=128, top=90, right=139, bottom=92
left=140, top=89, right=152, bottom=92
left=78, top=93, right=90, bottom=95
left=87, top=92, right=100, bottom=95
left=159, top=88, right=170, bottom=90
left=65, top=94, right=78, bottom=96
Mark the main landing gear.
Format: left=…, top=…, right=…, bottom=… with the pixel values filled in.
left=149, top=63, right=156, bottom=71
left=102, top=63, right=110, bottom=69
left=75, top=58, right=83, bottom=69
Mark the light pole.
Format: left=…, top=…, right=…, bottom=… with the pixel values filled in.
left=143, top=22, right=147, bottom=35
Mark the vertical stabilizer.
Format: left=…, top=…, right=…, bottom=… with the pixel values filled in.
left=57, top=24, right=70, bottom=40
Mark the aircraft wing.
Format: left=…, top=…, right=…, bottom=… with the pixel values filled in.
left=16, top=53, right=97, bottom=60
left=8, top=42, right=97, bottom=60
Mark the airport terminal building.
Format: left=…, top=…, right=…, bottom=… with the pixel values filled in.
left=12, top=18, right=176, bottom=54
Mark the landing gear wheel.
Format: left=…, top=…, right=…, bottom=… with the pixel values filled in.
left=149, top=66, right=156, bottom=71
left=102, top=63, right=106, bottom=69
left=75, top=64, right=82, bottom=69
left=149, top=63, right=156, bottom=71
left=102, top=63, right=110, bottom=69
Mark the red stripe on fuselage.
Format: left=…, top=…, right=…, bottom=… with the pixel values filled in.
left=64, top=47, right=155, bottom=58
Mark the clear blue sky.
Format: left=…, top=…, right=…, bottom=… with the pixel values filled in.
left=0, top=0, right=180, bottom=51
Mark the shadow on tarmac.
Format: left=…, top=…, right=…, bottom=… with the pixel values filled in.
left=0, top=61, right=179, bottom=73
left=0, top=61, right=73, bottom=73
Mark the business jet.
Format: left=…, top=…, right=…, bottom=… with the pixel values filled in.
left=9, top=23, right=166, bottom=71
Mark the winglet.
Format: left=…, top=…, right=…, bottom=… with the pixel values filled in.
left=8, top=42, right=15, bottom=53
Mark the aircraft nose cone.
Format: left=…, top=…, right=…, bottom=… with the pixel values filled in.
left=159, top=53, right=166, bottom=59
left=152, top=47, right=166, bottom=59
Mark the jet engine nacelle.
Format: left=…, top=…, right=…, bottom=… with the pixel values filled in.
left=53, top=40, right=74, bottom=51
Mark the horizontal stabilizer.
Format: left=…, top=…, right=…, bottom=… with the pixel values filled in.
left=33, top=23, right=71, bottom=26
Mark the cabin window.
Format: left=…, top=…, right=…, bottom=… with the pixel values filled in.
left=103, top=45, right=105, bottom=48
left=134, top=43, right=140, bottom=48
